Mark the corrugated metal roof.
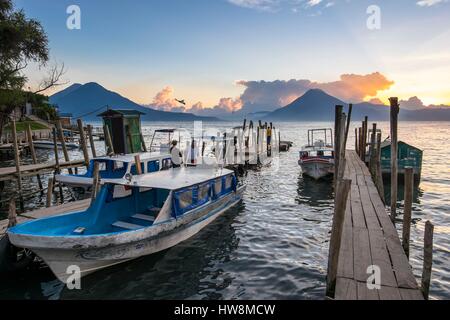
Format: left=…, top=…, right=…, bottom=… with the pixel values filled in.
left=381, top=139, right=422, bottom=152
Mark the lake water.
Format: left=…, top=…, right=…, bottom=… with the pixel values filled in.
left=0, top=121, right=448, bottom=300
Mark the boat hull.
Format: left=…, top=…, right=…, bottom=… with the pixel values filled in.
left=9, top=186, right=245, bottom=282
left=298, top=159, right=334, bottom=180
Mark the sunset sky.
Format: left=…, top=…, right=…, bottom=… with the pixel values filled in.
left=16, top=0, right=450, bottom=113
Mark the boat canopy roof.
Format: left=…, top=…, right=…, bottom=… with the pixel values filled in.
left=94, top=152, right=170, bottom=163
left=106, top=167, right=234, bottom=190
left=154, top=129, right=177, bottom=133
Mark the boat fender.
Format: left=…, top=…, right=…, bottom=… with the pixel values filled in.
left=0, top=235, right=35, bottom=273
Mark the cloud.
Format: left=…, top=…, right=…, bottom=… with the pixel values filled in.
left=236, top=72, right=394, bottom=112
left=227, top=0, right=332, bottom=12
left=417, top=0, right=448, bottom=7
left=399, top=96, right=425, bottom=110
left=400, top=96, right=450, bottom=110
left=144, top=86, right=186, bottom=112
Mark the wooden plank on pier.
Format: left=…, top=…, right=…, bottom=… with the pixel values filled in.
left=0, top=160, right=84, bottom=181
left=333, top=150, right=422, bottom=300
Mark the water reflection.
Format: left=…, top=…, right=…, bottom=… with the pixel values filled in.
left=60, top=203, right=243, bottom=300
left=296, top=174, right=334, bottom=208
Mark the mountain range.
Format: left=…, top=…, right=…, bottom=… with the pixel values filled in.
left=262, top=89, right=450, bottom=121
left=49, top=82, right=219, bottom=121
left=50, top=83, right=450, bottom=122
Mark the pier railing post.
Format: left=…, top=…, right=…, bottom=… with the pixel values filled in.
left=402, top=167, right=414, bottom=258
left=334, top=105, right=343, bottom=186
left=91, top=162, right=100, bottom=203
left=344, top=104, right=352, bottom=151
left=26, top=124, right=43, bottom=190
left=389, top=97, right=400, bottom=222
left=421, top=220, right=434, bottom=300
left=375, top=132, right=385, bottom=203
left=56, top=120, right=73, bottom=174
left=354, top=128, right=358, bottom=154
left=103, top=124, right=115, bottom=156
left=87, top=124, right=97, bottom=158
left=326, top=178, right=351, bottom=298
left=77, top=119, right=90, bottom=168
left=11, top=119, right=24, bottom=211
left=46, top=177, right=54, bottom=208
left=8, top=198, right=17, bottom=228
left=369, top=123, right=377, bottom=176
left=134, top=155, right=142, bottom=175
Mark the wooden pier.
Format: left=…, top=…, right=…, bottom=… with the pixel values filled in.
left=334, top=150, right=423, bottom=300
left=0, top=160, right=85, bottom=182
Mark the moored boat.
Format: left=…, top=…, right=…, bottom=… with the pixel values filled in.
left=7, top=167, right=245, bottom=282
left=55, top=152, right=172, bottom=190
left=298, top=129, right=334, bottom=180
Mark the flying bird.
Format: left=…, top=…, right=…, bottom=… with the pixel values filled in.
left=175, top=99, right=186, bottom=105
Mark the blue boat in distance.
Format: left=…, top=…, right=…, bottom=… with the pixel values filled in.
left=8, top=167, right=245, bottom=282
left=55, top=152, right=172, bottom=191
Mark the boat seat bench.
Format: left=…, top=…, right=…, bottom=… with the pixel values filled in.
left=132, top=214, right=155, bottom=222
left=112, top=221, right=145, bottom=230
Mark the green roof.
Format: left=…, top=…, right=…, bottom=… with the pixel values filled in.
left=97, top=109, right=145, bottom=117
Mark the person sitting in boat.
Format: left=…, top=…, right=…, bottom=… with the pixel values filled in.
left=185, top=139, right=199, bottom=166
left=170, top=140, right=183, bottom=168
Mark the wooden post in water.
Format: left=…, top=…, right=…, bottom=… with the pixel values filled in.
left=389, top=97, right=400, bottom=222
left=8, top=198, right=17, bottom=228
left=77, top=119, right=90, bottom=167
left=369, top=123, right=377, bottom=176
left=103, top=125, right=114, bottom=155
left=402, top=167, right=414, bottom=258
left=134, top=155, right=142, bottom=174
left=91, top=162, right=100, bottom=203
left=56, top=120, right=73, bottom=174
left=52, top=127, right=64, bottom=203
left=139, top=132, right=147, bottom=152
left=46, top=177, right=54, bottom=207
left=26, top=124, right=43, bottom=190
left=421, top=221, right=434, bottom=300
left=375, top=132, right=385, bottom=203
left=360, top=117, right=368, bottom=161
left=334, top=105, right=343, bottom=186
left=344, top=103, right=352, bottom=151
left=326, top=178, right=352, bottom=298
left=87, top=125, right=97, bottom=158
left=11, top=119, right=24, bottom=211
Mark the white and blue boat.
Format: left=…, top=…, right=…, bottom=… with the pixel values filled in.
left=55, top=152, right=172, bottom=190
left=7, top=167, right=245, bottom=282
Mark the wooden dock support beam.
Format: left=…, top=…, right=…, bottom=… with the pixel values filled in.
left=334, top=105, right=343, bottom=185
left=375, top=132, right=385, bottom=203
left=56, top=120, right=73, bottom=174
left=389, top=97, right=400, bottom=222
left=8, top=198, right=17, bottom=228
left=46, top=177, right=54, bottom=208
left=87, top=124, right=97, bottom=158
left=11, top=119, right=24, bottom=211
left=91, top=162, right=100, bottom=203
left=134, top=155, right=142, bottom=174
left=26, top=124, right=43, bottom=190
left=402, top=167, right=414, bottom=258
left=77, top=119, right=90, bottom=168
left=421, top=221, right=434, bottom=300
left=103, top=124, right=114, bottom=156
left=326, top=178, right=351, bottom=298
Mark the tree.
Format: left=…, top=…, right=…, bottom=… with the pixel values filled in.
left=0, top=0, right=50, bottom=136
